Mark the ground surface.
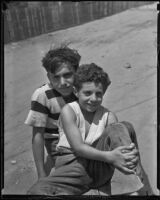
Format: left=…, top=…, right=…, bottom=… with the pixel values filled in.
left=3, top=3, right=158, bottom=195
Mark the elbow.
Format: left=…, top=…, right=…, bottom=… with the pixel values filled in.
left=32, top=132, right=44, bottom=144
left=73, top=144, right=85, bottom=156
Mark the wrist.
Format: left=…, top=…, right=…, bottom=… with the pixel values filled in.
left=104, top=151, right=113, bottom=164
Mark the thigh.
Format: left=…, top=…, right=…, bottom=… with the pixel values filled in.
left=100, top=122, right=144, bottom=194
left=27, top=176, right=59, bottom=195
left=88, top=122, right=144, bottom=194
left=51, top=155, right=92, bottom=195
left=120, top=121, right=139, bottom=148
left=102, top=122, right=132, bottom=149
left=28, top=153, right=92, bottom=195
left=87, top=136, right=115, bottom=189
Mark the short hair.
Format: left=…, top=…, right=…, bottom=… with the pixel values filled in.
left=74, top=63, right=111, bottom=93
left=42, top=45, right=81, bottom=73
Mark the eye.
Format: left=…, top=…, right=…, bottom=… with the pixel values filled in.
left=96, top=92, right=103, bottom=98
left=84, top=91, right=92, bottom=96
left=53, top=75, right=60, bottom=80
left=63, top=72, right=73, bottom=78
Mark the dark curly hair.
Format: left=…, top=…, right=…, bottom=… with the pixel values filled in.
left=42, top=46, right=81, bottom=73
left=74, top=63, right=111, bottom=93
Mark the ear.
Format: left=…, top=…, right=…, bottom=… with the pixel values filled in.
left=73, top=86, right=78, bottom=97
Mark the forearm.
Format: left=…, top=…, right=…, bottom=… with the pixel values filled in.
left=76, top=111, right=118, bottom=162
left=75, top=143, right=112, bottom=164
left=32, top=129, right=46, bottom=177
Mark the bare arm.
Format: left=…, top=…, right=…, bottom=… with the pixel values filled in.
left=32, top=127, right=46, bottom=179
left=60, top=105, right=137, bottom=174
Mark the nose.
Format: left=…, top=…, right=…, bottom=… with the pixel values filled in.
left=60, top=77, right=66, bottom=85
left=90, top=93, right=97, bottom=101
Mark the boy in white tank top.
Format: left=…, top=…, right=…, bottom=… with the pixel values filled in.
left=27, top=63, right=149, bottom=195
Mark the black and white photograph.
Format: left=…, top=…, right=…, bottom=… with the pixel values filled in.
left=2, top=1, right=159, bottom=196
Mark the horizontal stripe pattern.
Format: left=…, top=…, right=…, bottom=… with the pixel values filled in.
left=45, top=128, right=59, bottom=134
left=25, top=110, right=48, bottom=127
left=48, top=112, right=60, bottom=120
left=31, top=101, right=49, bottom=114
left=45, top=89, right=61, bottom=99
left=63, top=93, right=77, bottom=103
left=25, top=84, right=78, bottom=141
left=44, top=134, right=59, bottom=139
left=31, top=101, right=60, bottom=120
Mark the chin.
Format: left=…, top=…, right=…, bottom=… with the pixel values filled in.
left=59, top=89, right=72, bottom=96
left=61, top=92, right=71, bottom=96
left=87, top=108, right=97, bottom=113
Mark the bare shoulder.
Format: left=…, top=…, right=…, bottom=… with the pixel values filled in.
left=61, top=104, right=76, bottom=121
left=61, top=103, right=73, bottom=114
left=108, top=111, right=118, bottom=124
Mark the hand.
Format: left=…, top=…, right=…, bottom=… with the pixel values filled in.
left=108, top=143, right=139, bottom=175
left=122, top=143, right=139, bottom=169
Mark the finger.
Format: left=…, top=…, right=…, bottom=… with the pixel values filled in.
left=118, top=166, right=136, bottom=175
left=125, top=149, right=139, bottom=156
left=130, top=143, right=136, bottom=148
left=126, top=165, right=135, bottom=170
left=125, top=155, right=137, bottom=162
left=121, top=149, right=131, bottom=153
left=120, top=144, right=136, bottom=151
left=127, top=165, right=136, bottom=170
left=123, top=167, right=136, bottom=175
left=125, top=162, right=136, bottom=169
left=124, top=153, right=138, bottom=162
left=130, top=157, right=139, bottom=163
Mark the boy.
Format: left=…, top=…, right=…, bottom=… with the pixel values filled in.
left=25, top=45, right=81, bottom=179
left=27, top=63, right=145, bottom=195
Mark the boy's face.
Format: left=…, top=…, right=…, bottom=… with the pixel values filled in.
left=75, top=82, right=104, bottom=113
left=47, top=63, right=75, bottom=96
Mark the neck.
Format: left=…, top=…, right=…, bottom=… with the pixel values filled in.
left=80, top=106, right=95, bottom=123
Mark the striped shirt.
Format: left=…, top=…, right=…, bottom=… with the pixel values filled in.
left=25, top=83, right=77, bottom=140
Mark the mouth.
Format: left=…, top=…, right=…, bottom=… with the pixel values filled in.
left=87, top=104, right=99, bottom=108
left=58, top=87, right=72, bottom=94
left=59, top=86, right=71, bottom=90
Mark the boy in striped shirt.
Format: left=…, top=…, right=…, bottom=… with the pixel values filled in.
left=25, top=46, right=81, bottom=179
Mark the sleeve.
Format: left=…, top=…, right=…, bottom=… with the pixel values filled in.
left=24, top=88, right=49, bottom=127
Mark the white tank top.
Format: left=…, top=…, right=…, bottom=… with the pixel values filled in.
left=56, top=101, right=109, bottom=150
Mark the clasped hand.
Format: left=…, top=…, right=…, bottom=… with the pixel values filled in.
left=109, top=143, right=139, bottom=175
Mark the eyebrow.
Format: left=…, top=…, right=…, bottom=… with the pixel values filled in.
left=83, top=89, right=103, bottom=93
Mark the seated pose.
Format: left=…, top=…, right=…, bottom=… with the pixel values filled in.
left=27, top=63, right=145, bottom=195
left=25, top=45, right=81, bottom=178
